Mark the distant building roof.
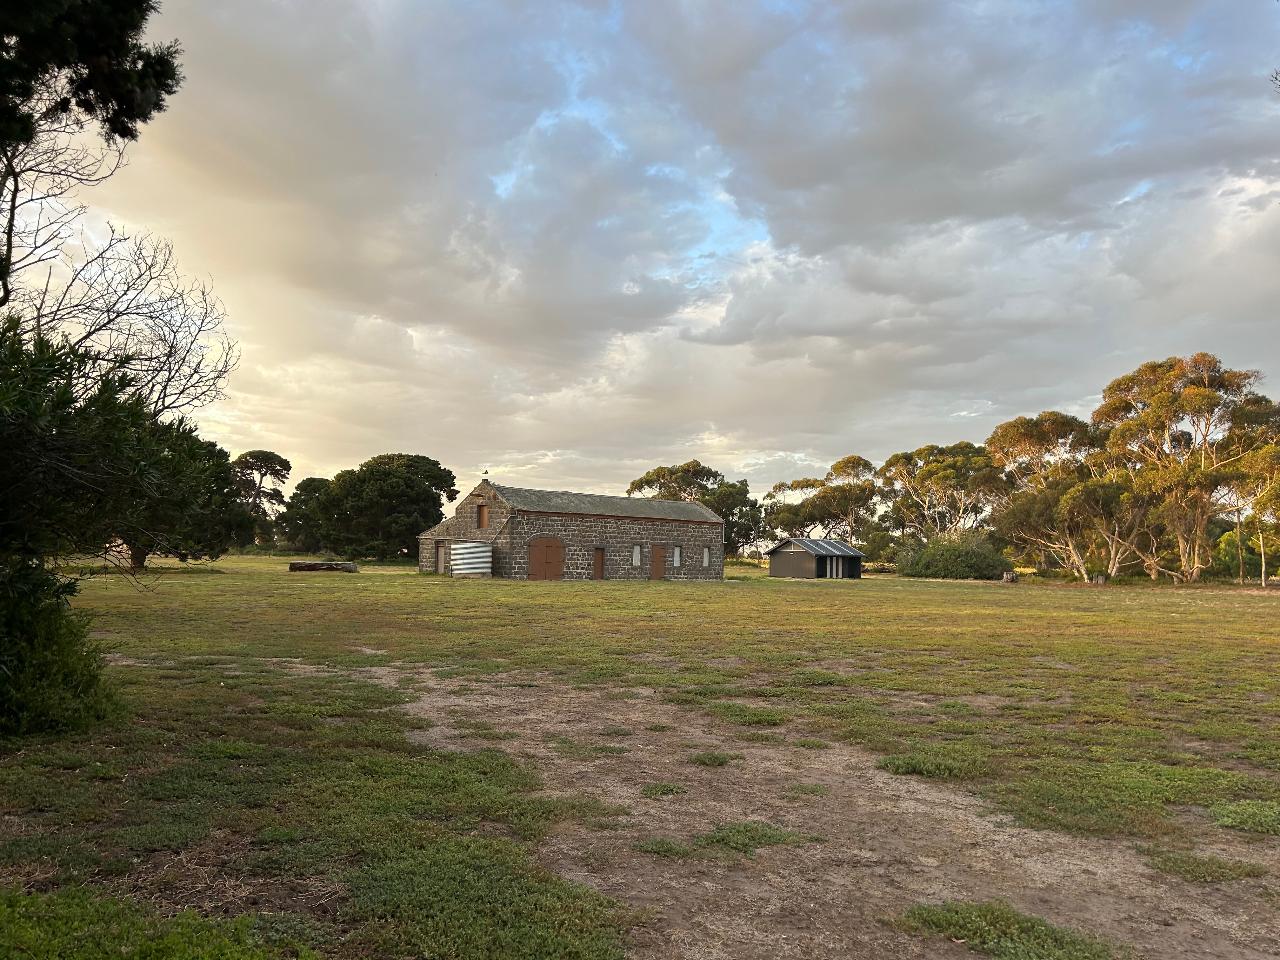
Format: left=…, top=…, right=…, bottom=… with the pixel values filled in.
left=489, top=483, right=722, bottom=524
left=765, top=537, right=866, bottom=557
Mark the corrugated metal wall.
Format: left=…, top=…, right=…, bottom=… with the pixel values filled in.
left=450, top=541, right=493, bottom=578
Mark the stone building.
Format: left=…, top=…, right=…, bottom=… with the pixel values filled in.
left=418, top=480, right=724, bottom=581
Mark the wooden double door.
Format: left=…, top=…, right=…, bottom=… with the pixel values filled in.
left=527, top=536, right=566, bottom=581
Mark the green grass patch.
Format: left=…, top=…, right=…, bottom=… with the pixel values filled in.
left=708, top=702, right=789, bottom=727
left=634, top=837, right=697, bottom=859
left=789, top=669, right=846, bottom=687
left=0, top=886, right=319, bottom=959
left=0, top=663, right=624, bottom=958
left=1143, top=849, right=1266, bottom=883
left=694, top=820, right=817, bottom=854
left=1210, top=800, right=1280, bottom=836
left=451, top=719, right=518, bottom=741
left=546, top=736, right=630, bottom=759
left=793, top=738, right=831, bottom=750
left=989, top=761, right=1258, bottom=837
left=902, top=900, right=1120, bottom=960
left=346, top=835, right=622, bottom=958
left=640, top=782, right=687, bottom=799
left=688, top=750, right=742, bottom=767
left=878, top=743, right=992, bottom=781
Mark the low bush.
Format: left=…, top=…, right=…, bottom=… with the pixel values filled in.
left=0, top=564, right=113, bottom=737
left=898, top=536, right=1012, bottom=581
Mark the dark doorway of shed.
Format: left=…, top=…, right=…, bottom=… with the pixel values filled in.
left=816, top=555, right=860, bottom=579
left=650, top=546, right=666, bottom=580
left=528, top=536, right=566, bottom=581
left=593, top=547, right=605, bottom=580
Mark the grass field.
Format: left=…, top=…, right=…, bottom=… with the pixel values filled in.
left=2, top=558, right=1278, bottom=958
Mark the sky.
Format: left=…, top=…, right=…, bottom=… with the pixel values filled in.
left=90, top=0, right=1280, bottom=506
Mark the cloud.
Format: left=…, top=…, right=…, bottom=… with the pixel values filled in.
left=81, top=0, right=1280, bottom=503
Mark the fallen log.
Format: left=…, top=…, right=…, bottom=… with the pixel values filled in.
left=288, top=561, right=359, bottom=573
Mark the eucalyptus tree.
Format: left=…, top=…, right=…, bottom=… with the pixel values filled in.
left=763, top=477, right=825, bottom=539
left=627, top=460, right=725, bottom=502
left=1092, top=354, right=1280, bottom=582
left=629, top=460, right=764, bottom=555
left=986, top=411, right=1146, bottom=579
left=1238, top=445, right=1280, bottom=586
left=986, top=412, right=1095, bottom=579
left=876, top=442, right=1007, bottom=542
left=699, top=479, right=765, bottom=556
left=764, top=456, right=879, bottom=545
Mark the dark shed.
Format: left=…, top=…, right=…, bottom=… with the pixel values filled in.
left=765, top=538, right=865, bottom=579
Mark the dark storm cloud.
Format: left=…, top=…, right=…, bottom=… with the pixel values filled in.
left=89, top=0, right=1280, bottom=498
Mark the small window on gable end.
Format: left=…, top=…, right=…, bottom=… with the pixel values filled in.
left=702, top=546, right=710, bottom=567
left=632, top=544, right=641, bottom=567
left=673, top=546, right=682, bottom=567
left=477, top=504, right=489, bottom=529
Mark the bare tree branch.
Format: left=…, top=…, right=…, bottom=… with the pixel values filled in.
left=2, top=82, right=237, bottom=416
left=0, top=80, right=125, bottom=307
left=14, top=230, right=239, bottom=415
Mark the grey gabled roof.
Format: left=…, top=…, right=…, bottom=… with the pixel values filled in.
left=765, top=537, right=866, bottom=557
left=490, top=483, right=722, bottom=524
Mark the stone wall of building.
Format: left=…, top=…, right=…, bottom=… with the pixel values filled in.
left=418, top=484, right=512, bottom=575
left=418, top=480, right=725, bottom=580
left=507, top=513, right=723, bottom=581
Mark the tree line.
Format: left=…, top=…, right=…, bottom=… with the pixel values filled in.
left=238, top=453, right=459, bottom=561
left=640, top=354, right=1279, bottom=585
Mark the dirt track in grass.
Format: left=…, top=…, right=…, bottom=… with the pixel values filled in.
left=325, top=661, right=1278, bottom=960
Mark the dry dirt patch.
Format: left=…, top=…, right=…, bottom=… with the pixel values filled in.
left=348, top=664, right=1280, bottom=960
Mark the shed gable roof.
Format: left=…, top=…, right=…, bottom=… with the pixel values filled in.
left=489, top=483, right=722, bottom=524
left=765, top=537, right=866, bottom=557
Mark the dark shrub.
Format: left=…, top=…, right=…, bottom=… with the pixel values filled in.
left=898, top=536, right=1012, bottom=581
left=0, top=564, right=113, bottom=736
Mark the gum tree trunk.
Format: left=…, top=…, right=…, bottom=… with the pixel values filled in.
left=1261, top=522, right=1268, bottom=589
left=1236, top=510, right=1245, bottom=584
